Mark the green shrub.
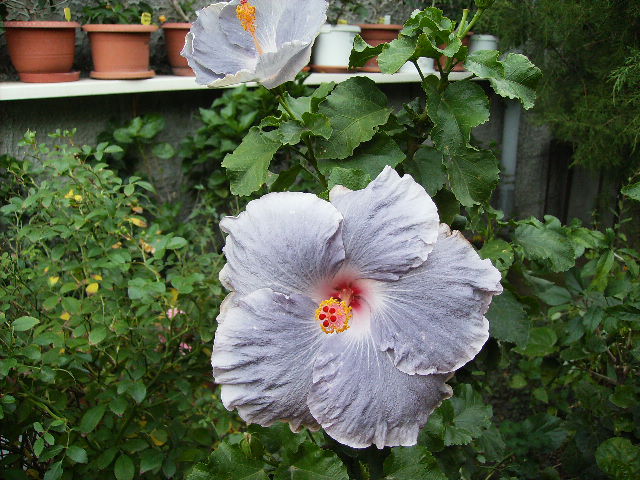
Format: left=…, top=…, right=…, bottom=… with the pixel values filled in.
left=0, top=130, right=229, bottom=480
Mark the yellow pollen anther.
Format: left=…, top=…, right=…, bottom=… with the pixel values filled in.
left=315, top=298, right=352, bottom=335
left=236, top=0, right=264, bottom=54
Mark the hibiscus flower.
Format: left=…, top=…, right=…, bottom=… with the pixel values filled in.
left=211, top=167, right=502, bottom=448
left=182, top=0, right=327, bottom=88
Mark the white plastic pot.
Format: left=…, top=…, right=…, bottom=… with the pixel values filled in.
left=400, top=57, right=436, bottom=74
left=312, top=24, right=361, bottom=68
left=469, top=34, right=499, bottom=53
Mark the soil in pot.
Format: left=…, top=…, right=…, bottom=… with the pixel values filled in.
left=4, top=21, right=80, bottom=83
left=83, top=24, right=159, bottom=80
left=162, top=23, right=194, bottom=76
left=357, top=24, right=402, bottom=72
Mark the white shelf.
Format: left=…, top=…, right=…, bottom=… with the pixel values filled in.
left=0, top=71, right=472, bottom=101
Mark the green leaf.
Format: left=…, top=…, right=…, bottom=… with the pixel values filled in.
left=274, top=443, right=348, bottom=480
left=621, top=181, right=640, bottom=201
left=479, top=239, right=514, bottom=273
left=43, top=461, right=63, bottom=480
left=94, top=447, right=118, bottom=470
left=166, top=237, right=188, bottom=250
left=12, top=316, right=40, bottom=331
left=317, top=77, right=392, bottom=160
left=383, top=446, right=446, bottom=480
left=79, top=405, right=106, bottom=434
left=515, top=222, right=576, bottom=272
left=327, top=168, right=372, bottom=191
left=442, top=384, right=493, bottom=446
left=404, top=146, right=446, bottom=196
left=152, top=143, right=176, bottom=160
left=318, top=133, right=404, bottom=178
left=66, top=446, right=88, bottom=464
left=270, top=165, right=303, bottom=192
left=34, top=437, right=45, bottom=457
left=425, top=78, right=490, bottom=156
left=110, top=396, right=128, bottom=416
left=114, top=454, right=135, bottom=480
left=89, top=326, right=108, bottom=345
left=465, top=51, right=542, bottom=109
left=187, top=443, right=268, bottom=480
left=140, top=449, right=164, bottom=474
left=377, top=35, right=418, bottom=74
left=222, top=126, right=281, bottom=196
left=595, top=437, right=640, bottom=479
left=432, top=189, right=460, bottom=224
left=349, top=35, right=385, bottom=68
left=446, top=149, right=499, bottom=207
left=128, top=382, right=147, bottom=404
left=515, top=327, right=557, bottom=357
left=486, top=289, right=530, bottom=347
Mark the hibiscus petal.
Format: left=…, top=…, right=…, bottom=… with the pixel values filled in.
left=182, top=3, right=257, bottom=83
left=213, top=288, right=322, bottom=431
left=372, top=225, right=503, bottom=376
left=220, top=192, right=345, bottom=297
left=308, top=332, right=452, bottom=448
left=275, top=0, right=328, bottom=47
left=256, top=42, right=313, bottom=89
left=329, top=166, right=440, bottom=281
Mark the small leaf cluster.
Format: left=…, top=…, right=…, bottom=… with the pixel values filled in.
left=1, top=0, right=68, bottom=21
left=0, top=130, right=227, bottom=480
left=81, top=1, right=154, bottom=24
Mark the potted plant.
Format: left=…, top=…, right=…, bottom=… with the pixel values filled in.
left=81, top=1, right=158, bottom=80
left=357, top=16, right=403, bottom=73
left=311, top=0, right=365, bottom=72
left=2, top=0, right=80, bottom=82
left=160, top=0, right=196, bottom=76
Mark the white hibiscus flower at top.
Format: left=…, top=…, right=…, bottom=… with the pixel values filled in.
left=181, top=0, right=327, bottom=89
left=212, top=167, right=503, bottom=448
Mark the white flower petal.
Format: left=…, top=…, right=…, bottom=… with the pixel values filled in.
left=213, top=288, right=323, bottom=431
left=206, top=69, right=258, bottom=88
left=256, top=42, right=313, bottom=89
left=182, top=3, right=257, bottom=84
left=329, top=166, right=440, bottom=281
left=308, top=332, right=452, bottom=448
left=275, top=0, right=328, bottom=46
left=372, top=225, right=503, bottom=376
left=220, top=192, right=345, bottom=297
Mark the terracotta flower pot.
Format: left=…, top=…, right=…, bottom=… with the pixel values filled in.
left=4, top=21, right=80, bottom=83
left=357, top=24, right=402, bottom=72
left=439, top=32, right=473, bottom=72
left=83, top=24, right=159, bottom=79
left=162, top=22, right=194, bottom=76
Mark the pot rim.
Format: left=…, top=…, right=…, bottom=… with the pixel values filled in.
left=357, top=23, right=403, bottom=30
left=161, top=22, right=192, bottom=29
left=320, top=24, right=361, bottom=34
left=4, top=21, right=80, bottom=28
left=82, top=24, right=159, bottom=33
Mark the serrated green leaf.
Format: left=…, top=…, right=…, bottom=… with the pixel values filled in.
left=114, top=454, right=135, bottom=480
left=479, top=239, right=514, bottom=273
left=43, top=461, right=63, bottom=480
left=515, top=327, right=557, bottom=357
left=222, top=126, right=281, bottom=196
left=274, top=443, right=348, bottom=480
left=515, top=222, right=576, bottom=272
left=442, top=384, right=493, bottom=446
left=318, top=133, right=404, bottom=178
left=317, top=77, right=392, bottom=160
left=621, top=181, right=640, bottom=201
left=109, top=396, right=128, bottom=416
left=486, top=289, right=530, bottom=347
left=432, top=189, right=460, bottom=224
left=349, top=35, right=384, bottom=69
left=34, top=437, right=45, bottom=457
left=595, top=437, right=640, bottom=479
left=404, top=146, right=446, bottom=196
left=327, top=168, right=371, bottom=191
left=79, top=405, right=106, bottom=434
left=378, top=34, right=419, bottom=74
left=12, top=316, right=40, bottom=331
left=425, top=79, right=490, bottom=156
left=383, top=446, right=446, bottom=480
left=446, top=149, right=499, bottom=207
left=270, top=165, right=302, bottom=192
left=66, top=446, right=88, bottom=464
left=187, top=443, right=268, bottom=480
left=465, top=51, right=542, bottom=109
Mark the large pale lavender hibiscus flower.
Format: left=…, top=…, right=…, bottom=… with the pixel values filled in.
left=212, top=167, right=503, bottom=448
left=181, top=0, right=327, bottom=89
